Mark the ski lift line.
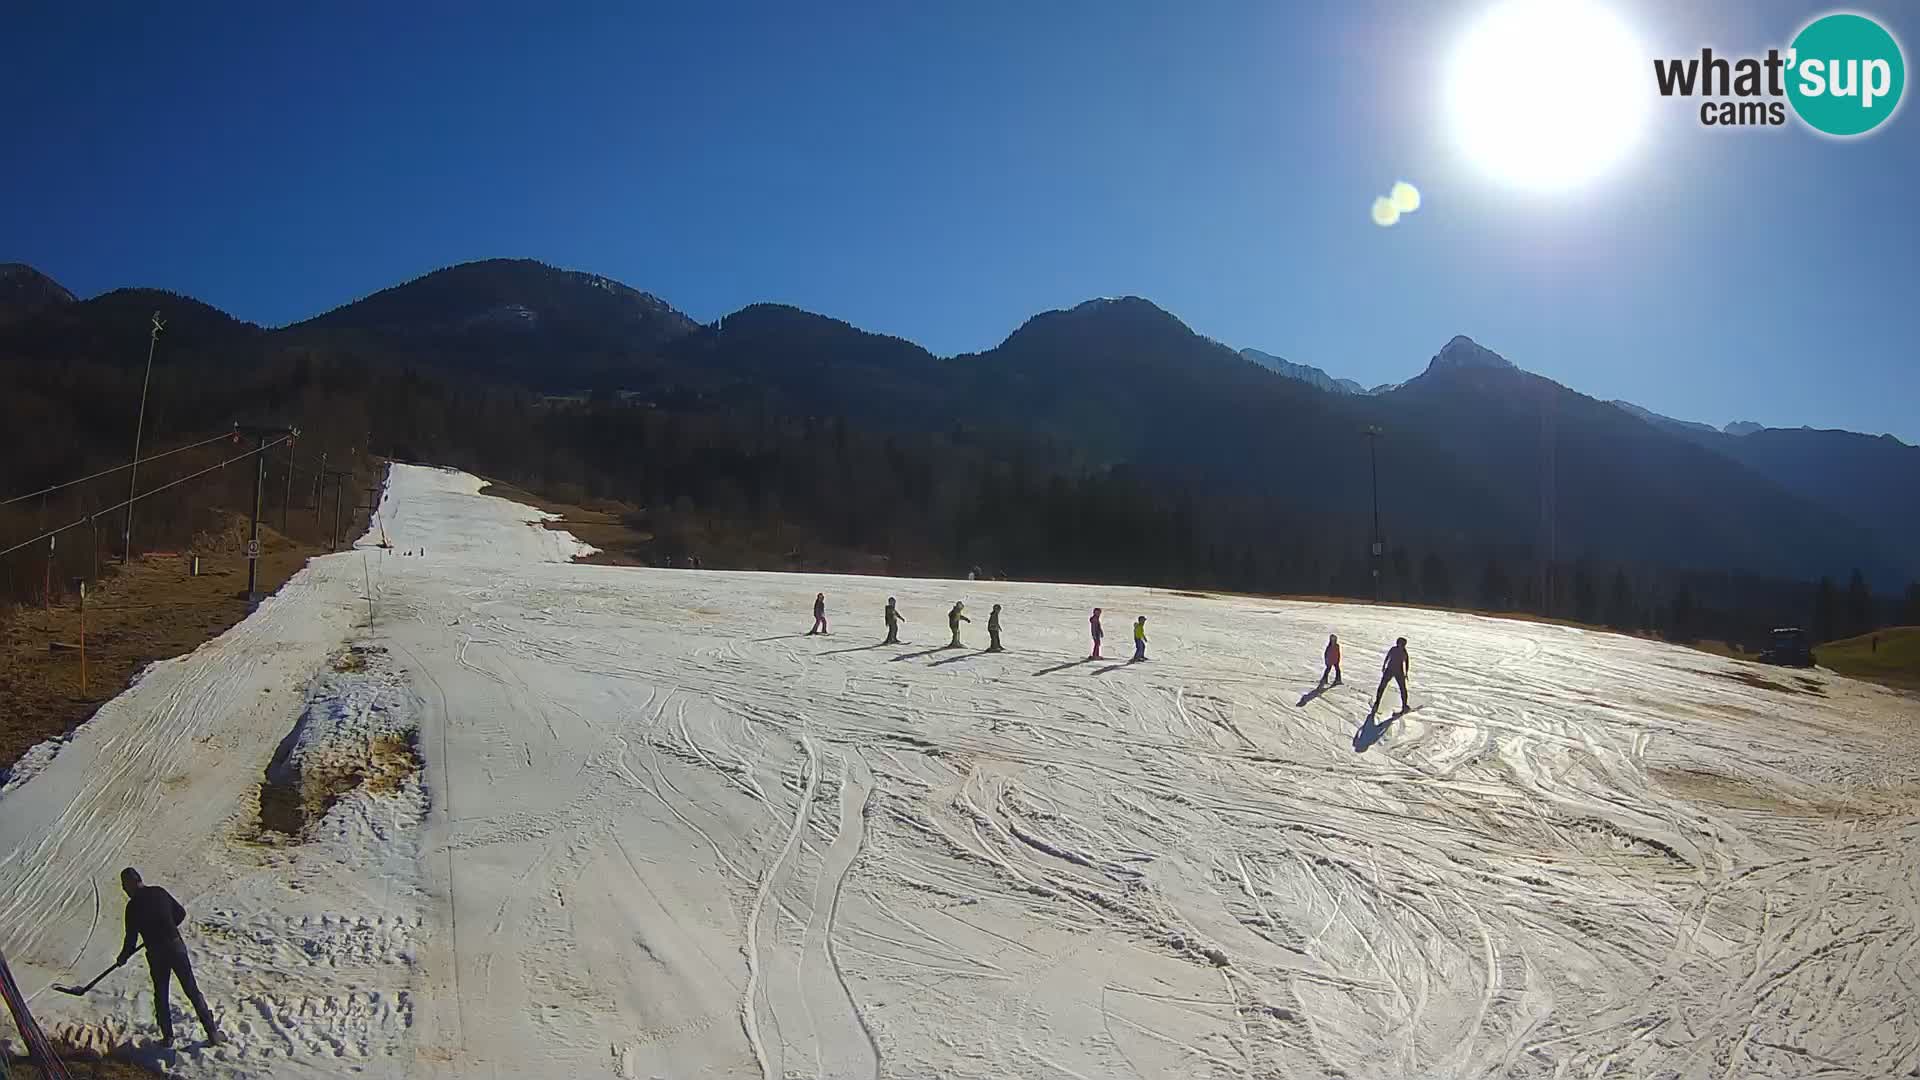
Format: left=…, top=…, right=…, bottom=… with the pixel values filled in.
left=0, top=431, right=235, bottom=508
left=0, top=435, right=292, bottom=561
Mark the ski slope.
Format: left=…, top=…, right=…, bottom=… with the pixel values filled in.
left=4, top=463, right=1919, bottom=1079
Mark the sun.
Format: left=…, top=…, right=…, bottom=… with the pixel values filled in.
left=1444, top=0, right=1653, bottom=192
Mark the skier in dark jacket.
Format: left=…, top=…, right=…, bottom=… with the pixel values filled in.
left=1089, top=608, right=1104, bottom=660
left=118, top=868, right=222, bottom=1046
left=947, top=602, right=970, bottom=647
left=1371, top=637, right=1411, bottom=716
left=986, top=604, right=1004, bottom=652
left=809, top=592, right=828, bottom=636
left=883, top=597, right=904, bottom=644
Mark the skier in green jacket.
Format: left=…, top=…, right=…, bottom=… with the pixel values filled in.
left=947, top=602, right=970, bottom=648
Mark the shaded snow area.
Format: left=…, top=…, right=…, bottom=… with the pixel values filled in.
left=5, top=464, right=1920, bottom=1079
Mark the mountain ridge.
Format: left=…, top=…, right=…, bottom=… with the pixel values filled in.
left=2, top=257, right=1910, bottom=585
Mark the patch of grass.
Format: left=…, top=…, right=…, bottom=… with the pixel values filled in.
left=475, top=481, right=653, bottom=566
left=1815, top=627, right=1920, bottom=690
left=366, top=730, right=423, bottom=795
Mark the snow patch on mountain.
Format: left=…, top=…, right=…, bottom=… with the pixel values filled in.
left=1240, top=348, right=1367, bottom=394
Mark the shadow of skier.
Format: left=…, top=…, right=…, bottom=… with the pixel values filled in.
left=890, top=646, right=948, bottom=662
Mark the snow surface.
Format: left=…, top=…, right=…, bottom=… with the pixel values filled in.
left=4, top=463, right=1919, bottom=1078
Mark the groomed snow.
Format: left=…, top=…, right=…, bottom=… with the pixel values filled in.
left=4, top=463, right=1918, bottom=1079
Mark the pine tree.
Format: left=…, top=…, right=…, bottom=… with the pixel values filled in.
left=1812, top=577, right=1837, bottom=643
left=1573, top=565, right=1598, bottom=624
left=1606, top=568, right=1635, bottom=630
left=1907, top=582, right=1920, bottom=626
left=1421, top=552, right=1453, bottom=606
left=1668, top=583, right=1695, bottom=642
left=1845, top=569, right=1872, bottom=638
left=1478, top=558, right=1511, bottom=611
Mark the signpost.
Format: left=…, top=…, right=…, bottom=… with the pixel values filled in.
left=75, top=580, right=87, bottom=695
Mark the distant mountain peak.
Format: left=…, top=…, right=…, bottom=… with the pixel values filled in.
left=0, top=262, right=77, bottom=322
left=1724, top=420, right=1763, bottom=436
left=999, top=295, right=1194, bottom=350
left=297, top=258, right=696, bottom=341
left=1240, top=348, right=1367, bottom=395
left=1428, top=335, right=1517, bottom=372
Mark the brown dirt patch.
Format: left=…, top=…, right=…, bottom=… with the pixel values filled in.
left=5, top=1047, right=164, bottom=1078
left=1705, top=669, right=1812, bottom=695
left=476, top=481, right=652, bottom=566
left=366, top=730, right=423, bottom=796
left=1651, top=766, right=1880, bottom=818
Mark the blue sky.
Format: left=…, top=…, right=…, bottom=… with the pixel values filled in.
left=7, top=1, right=1916, bottom=440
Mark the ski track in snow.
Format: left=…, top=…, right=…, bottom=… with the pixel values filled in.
left=3, top=462, right=1919, bottom=1079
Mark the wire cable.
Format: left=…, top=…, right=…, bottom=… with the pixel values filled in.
left=0, top=432, right=233, bottom=508
left=0, top=435, right=291, bottom=560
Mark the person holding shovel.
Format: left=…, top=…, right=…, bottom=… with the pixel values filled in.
left=116, top=868, right=222, bottom=1046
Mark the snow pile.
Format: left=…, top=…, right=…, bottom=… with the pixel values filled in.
left=260, top=643, right=424, bottom=844
left=0, top=735, right=65, bottom=795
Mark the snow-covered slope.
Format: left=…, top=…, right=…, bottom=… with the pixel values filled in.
left=1612, top=399, right=1724, bottom=439
left=1240, top=348, right=1367, bottom=394
left=4, top=464, right=1917, bottom=1079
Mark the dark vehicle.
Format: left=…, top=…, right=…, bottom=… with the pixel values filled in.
left=1758, top=627, right=1813, bottom=667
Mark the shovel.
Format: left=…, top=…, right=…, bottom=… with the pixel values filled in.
left=52, top=944, right=142, bottom=997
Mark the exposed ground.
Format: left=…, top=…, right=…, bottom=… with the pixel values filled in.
left=3, top=1049, right=161, bottom=1079
left=474, top=481, right=651, bottom=566
left=1817, top=626, right=1920, bottom=691
left=2, top=464, right=1917, bottom=1079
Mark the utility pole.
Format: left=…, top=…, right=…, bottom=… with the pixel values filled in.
left=235, top=423, right=299, bottom=604
left=1364, top=426, right=1384, bottom=603
left=122, top=312, right=163, bottom=563
left=326, top=469, right=352, bottom=551
left=313, top=451, right=327, bottom=522
left=282, top=441, right=296, bottom=534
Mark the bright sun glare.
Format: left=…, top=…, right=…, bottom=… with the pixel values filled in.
left=1445, top=0, right=1653, bottom=192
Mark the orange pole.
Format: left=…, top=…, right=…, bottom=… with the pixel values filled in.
left=78, top=583, right=87, bottom=695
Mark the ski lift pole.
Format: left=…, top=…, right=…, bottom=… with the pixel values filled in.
left=123, top=311, right=164, bottom=564
left=282, top=441, right=296, bottom=533
left=234, top=423, right=299, bottom=604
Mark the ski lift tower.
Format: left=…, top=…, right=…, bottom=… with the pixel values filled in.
left=232, top=421, right=299, bottom=605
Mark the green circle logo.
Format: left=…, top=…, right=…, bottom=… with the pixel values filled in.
left=1787, top=12, right=1905, bottom=136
